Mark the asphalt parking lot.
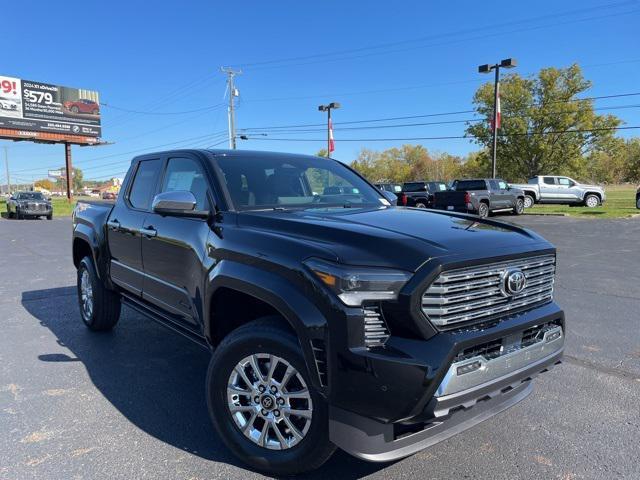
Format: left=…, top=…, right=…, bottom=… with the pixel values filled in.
left=1, top=215, right=639, bottom=480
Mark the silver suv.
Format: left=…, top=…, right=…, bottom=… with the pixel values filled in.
left=511, top=176, right=606, bottom=208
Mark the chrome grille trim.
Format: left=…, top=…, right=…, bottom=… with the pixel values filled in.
left=422, top=255, right=555, bottom=328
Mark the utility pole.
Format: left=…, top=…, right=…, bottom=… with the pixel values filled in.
left=3, top=146, right=10, bottom=194
left=478, top=58, right=517, bottom=178
left=221, top=67, right=241, bottom=149
left=64, top=142, right=73, bottom=202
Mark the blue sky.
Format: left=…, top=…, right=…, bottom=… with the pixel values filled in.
left=2, top=0, right=639, bottom=183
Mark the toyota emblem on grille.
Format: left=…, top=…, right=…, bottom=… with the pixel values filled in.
left=501, top=268, right=527, bottom=296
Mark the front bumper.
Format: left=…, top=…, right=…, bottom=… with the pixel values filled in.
left=328, top=302, right=564, bottom=462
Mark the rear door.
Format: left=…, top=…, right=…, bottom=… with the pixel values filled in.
left=107, top=158, right=162, bottom=296
left=539, top=176, right=558, bottom=200
left=140, top=154, right=213, bottom=329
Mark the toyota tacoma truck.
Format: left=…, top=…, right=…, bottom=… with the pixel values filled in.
left=510, top=175, right=606, bottom=208
left=72, top=149, right=564, bottom=475
left=433, top=178, right=525, bottom=217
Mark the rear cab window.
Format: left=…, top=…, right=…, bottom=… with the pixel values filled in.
left=543, top=177, right=556, bottom=185
left=402, top=182, right=426, bottom=192
left=454, top=180, right=487, bottom=191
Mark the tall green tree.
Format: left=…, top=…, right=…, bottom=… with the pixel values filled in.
left=466, top=64, right=622, bottom=181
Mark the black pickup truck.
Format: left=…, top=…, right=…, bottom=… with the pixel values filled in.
left=433, top=178, right=526, bottom=218
left=398, top=181, right=448, bottom=208
left=72, top=149, right=564, bottom=475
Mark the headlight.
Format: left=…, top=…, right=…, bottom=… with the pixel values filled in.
left=304, top=258, right=412, bottom=306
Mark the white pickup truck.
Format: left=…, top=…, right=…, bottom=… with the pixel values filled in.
left=510, top=175, right=606, bottom=208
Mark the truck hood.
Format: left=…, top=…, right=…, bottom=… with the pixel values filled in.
left=238, top=206, right=552, bottom=272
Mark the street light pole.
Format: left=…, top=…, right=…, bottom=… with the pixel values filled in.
left=318, top=102, right=340, bottom=157
left=478, top=58, right=517, bottom=178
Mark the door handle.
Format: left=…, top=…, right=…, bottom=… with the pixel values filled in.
left=140, top=226, right=157, bottom=237
left=107, top=219, right=121, bottom=229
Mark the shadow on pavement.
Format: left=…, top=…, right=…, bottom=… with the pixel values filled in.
left=22, top=286, right=389, bottom=479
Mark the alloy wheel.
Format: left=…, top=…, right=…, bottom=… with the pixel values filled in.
left=80, top=268, right=93, bottom=319
left=227, top=353, right=313, bottom=450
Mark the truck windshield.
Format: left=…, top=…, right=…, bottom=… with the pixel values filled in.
left=17, top=192, right=45, bottom=200
left=214, top=155, right=384, bottom=210
left=453, top=180, right=487, bottom=191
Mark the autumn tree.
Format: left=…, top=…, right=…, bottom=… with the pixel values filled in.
left=466, top=64, right=622, bottom=181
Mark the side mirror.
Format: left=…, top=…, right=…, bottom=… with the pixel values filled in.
left=152, top=191, right=209, bottom=218
left=382, top=190, right=398, bottom=205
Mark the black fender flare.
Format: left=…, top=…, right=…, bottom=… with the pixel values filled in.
left=72, top=225, right=113, bottom=288
left=205, top=260, right=329, bottom=390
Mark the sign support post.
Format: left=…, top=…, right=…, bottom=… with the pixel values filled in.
left=64, top=142, right=73, bottom=202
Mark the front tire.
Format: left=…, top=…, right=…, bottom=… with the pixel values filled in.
left=584, top=194, right=600, bottom=208
left=636, top=195, right=640, bottom=209
left=77, top=256, right=121, bottom=331
left=46, top=213, right=52, bottom=220
left=523, top=195, right=535, bottom=209
left=206, top=317, right=335, bottom=475
left=513, top=198, right=525, bottom=215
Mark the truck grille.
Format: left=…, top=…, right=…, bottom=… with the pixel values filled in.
left=363, top=306, right=390, bottom=348
left=421, top=255, right=555, bottom=328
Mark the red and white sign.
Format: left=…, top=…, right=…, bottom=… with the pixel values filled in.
left=328, top=118, right=335, bottom=152
left=491, top=84, right=502, bottom=130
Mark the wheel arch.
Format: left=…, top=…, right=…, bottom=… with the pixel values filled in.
left=206, top=261, right=329, bottom=391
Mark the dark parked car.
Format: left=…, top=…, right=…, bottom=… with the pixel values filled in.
left=72, top=149, right=564, bottom=475
left=433, top=178, right=525, bottom=218
left=374, top=182, right=402, bottom=194
left=102, top=191, right=117, bottom=200
left=64, top=98, right=100, bottom=115
left=398, top=181, right=448, bottom=208
left=636, top=186, right=640, bottom=209
left=6, top=191, right=53, bottom=219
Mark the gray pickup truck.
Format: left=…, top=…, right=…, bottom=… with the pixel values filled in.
left=510, top=176, right=606, bottom=208
left=433, top=178, right=525, bottom=218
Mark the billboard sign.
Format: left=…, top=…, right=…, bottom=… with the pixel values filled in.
left=0, top=75, right=101, bottom=137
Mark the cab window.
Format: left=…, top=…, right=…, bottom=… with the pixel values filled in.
left=558, top=178, right=572, bottom=186
left=128, top=159, right=162, bottom=210
left=160, top=157, right=209, bottom=210
left=543, top=177, right=556, bottom=185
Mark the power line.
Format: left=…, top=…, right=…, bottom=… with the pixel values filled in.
left=240, top=103, right=640, bottom=135
left=100, top=102, right=225, bottom=115
left=240, top=92, right=640, bottom=132
left=231, top=5, right=639, bottom=70
left=239, top=125, right=640, bottom=143
left=11, top=132, right=228, bottom=174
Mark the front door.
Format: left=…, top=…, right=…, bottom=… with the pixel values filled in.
left=497, top=180, right=515, bottom=209
left=140, top=155, right=212, bottom=329
left=107, top=158, right=162, bottom=296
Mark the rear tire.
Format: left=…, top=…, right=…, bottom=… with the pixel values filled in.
left=584, top=194, right=600, bottom=208
left=77, top=256, right=121, bottom=331
left=477, top=202, right=489, bottom=218
left=513, top=198, right=525, bottom=215
left=523, top=195, right=535, bottom=209
left=415, top=202, right=427, bottom=209
left=206, top=317, right=335, bottom=475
